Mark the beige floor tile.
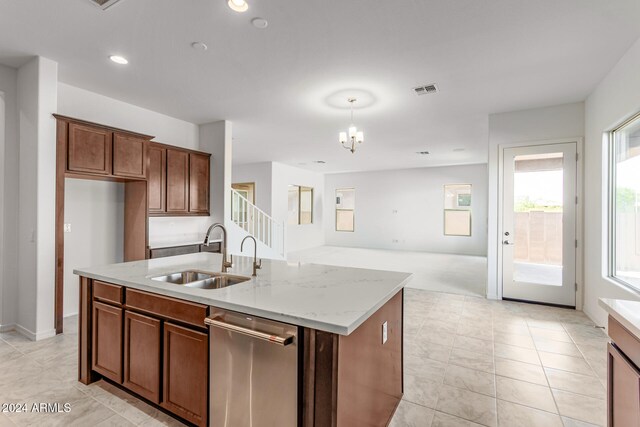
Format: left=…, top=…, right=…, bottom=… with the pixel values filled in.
left=0, top=413, right=15, bottom=427
left=538, top=351, right=595, bottom=376
left=93, top=414, right=138, bottom=427
left=419, top=329, right=456, bottom=347
left=544, top=368, right=606, bottom=399
left=493, top=332, right=535, bottom=349
left=457, top=323, right=493, bottom=341
left=494, top=342, right=540, bottom=365
left=405, top=354, right=448, bottom=383
left=443, top=365, right=496, bottom=397
left=449, top=348, right=495, bottom=374
left=6, top=397, right=116, bottom=427
left=497, top=400, right=562, bottom=427
left=431, top=411, right=485, bottom=427
left=494, top=357, right=547, bottom=385
left=82, top=381, right=161, bottom=425
left=410, top=339, right=452, bottom=363
left=389, top=400, right=434, bottom=427
left=552, top=389, right=606, bottom=426
left=453, top=335, right=493, bottom=355
left=493, top=322, right=530, bottom=336
left=436, top=385, right=497, bottom=427
left=526, top=320, right=565, bottom=331
left=404, top=374, right=441, bottom=408
left=529, top=327, right=573, bottom=343
left=495, top=376, right=557, bottom=413
left=137, top=411, right=188, bottom=427
left=533, top=338, right=582, bottom=357
left=561, top=416, right=602, bottom=427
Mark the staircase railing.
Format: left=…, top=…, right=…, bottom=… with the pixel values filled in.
left=231, top=188, right=285, bottom=256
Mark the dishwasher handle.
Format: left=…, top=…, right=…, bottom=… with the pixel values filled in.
left=205, top=316, right=294, bottom=346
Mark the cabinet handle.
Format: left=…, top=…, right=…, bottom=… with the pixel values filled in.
left=205, top=317, right=294, bottom=346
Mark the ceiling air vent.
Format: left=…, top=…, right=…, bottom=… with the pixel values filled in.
left=89, top=0, right=123, bottom=10
left=416, top=151, right=430, bottom=155
left=413, top=84, right=438, bottom=96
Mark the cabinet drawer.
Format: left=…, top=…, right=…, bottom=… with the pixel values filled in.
left=148, top=244, right=200, bottom=259
left=93, top=281, right=124, bottom=306
left=126, top=289, right=208, bottom=328
left=609, top=315, right=640, bottom=368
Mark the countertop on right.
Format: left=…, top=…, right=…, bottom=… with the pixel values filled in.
left=599, top=298, right=640, bottom=339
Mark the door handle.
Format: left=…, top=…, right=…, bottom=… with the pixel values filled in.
left=503, top=240, right=514, bottom=245
left=205, top=317, right=294, bottom=346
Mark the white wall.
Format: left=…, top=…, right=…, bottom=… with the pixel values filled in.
left=232, top=162, right=273, bottom=215
left=0, top=64, right=19, bottom=331
left=272, top=163, right=325, bottom=253
left=57, top=83, right=210, bottom=248
left=487, top=102, right=585, bottom=299
left=16, top=57, right=58, bottom=339
left=583, top=38, right=640, bottom=326
left=63, top=180, right=124, bottom=316
left=324, top=164, right=488, bottom=256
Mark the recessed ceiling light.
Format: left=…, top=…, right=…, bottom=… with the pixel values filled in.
left=191, top=42, right=208, bottom=51
left=453, top=148, right=465, bottom=152
left=416, top=151, right=430, bottom=155
left=227, top=0, right=248, bottom=12
left=109, top=55, right=128, bottom=65
left=251, top=18, right=268, bottom=29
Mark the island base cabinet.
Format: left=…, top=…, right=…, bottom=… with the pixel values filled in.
left=92, top=301, right=123, bottom=384
left=162, top=322, right=208, bottom=427
left=608, top=343, right=640, bottom=427
left=124, top=311, right=161, bottom=404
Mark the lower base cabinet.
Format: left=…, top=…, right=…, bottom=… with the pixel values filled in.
left=92, top=301, right=123, bottom=383
left=162, top=322, right=209, bottom=427
left=608, top=342, right=640, bottom=426
left=124, top=311, right=161, bottom=404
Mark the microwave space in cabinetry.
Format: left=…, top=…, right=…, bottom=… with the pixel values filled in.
left=87, top=280, right=209, bottom=427
left=147, top=142, right=211, bottom=216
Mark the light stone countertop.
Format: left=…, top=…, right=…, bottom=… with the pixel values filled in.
left=599, top=298, right=640, bottom=339
left=74, top=252, right=412, bottom=335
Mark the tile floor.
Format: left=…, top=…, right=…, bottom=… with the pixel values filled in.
left=0, top=289, right=608, bottom=427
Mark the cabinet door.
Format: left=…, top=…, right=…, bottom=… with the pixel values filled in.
left=608, top=343, right=640, bottom=427
left=113, top=133, right=147, bottom=179
left=147, top=145, right=166, bottom=213
left=68, top=123, right=112, bottom=175
left=124, top=311, right=161, bottom=403
left=92, top=301, right=123, bottom=383
left=166, top=149, right=189, bottom=213
left=189, top=153, right=210, bottom=213
left=162, top=322, right=208, bottom=427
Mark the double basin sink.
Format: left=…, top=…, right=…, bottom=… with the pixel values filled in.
left=151, top=270, right=251, bottom=290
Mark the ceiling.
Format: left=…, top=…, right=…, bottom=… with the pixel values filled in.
left=0, top=0, right=639, bottom=173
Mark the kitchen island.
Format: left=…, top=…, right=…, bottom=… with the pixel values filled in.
left=75, top=252, right=411, bottom=427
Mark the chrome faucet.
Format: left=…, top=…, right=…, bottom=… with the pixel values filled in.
left=241, top=236, right=262, bottom=277
left=204, top=223, right=232, bottom=273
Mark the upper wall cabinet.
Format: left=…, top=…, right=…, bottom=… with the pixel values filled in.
left=57, top=115, right=154, bottom=181
left=68, top=123, right=113, bottom=175
left=147, top=143, right=211, bottom=217
left=113, top=133, right=147, bottom=179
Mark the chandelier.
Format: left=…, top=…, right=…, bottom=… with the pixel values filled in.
left=339, top=98, right=364, bottom=153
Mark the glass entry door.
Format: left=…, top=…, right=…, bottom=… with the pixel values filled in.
left=502, top=142, right=577, bottom=307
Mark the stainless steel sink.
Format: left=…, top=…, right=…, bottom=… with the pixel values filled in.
left=151, top=271, right=251, bottom=290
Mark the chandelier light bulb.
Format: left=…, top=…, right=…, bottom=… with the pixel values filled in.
left=348, top=126, right=357, bottom=139
left=339, top=132, right=347, bottom=143
left=356, top=131, right=364, bottom=143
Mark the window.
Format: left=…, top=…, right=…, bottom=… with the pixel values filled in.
left=610, top=112, right=640, bottom=292
left=444, top=184, right=472, bottom=236
left=336, top=188, right=355, bottom=232
left=288, top=185, right=313, bottom=225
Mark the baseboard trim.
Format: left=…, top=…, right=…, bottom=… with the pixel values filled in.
left=14, top=324, right=56, bottom=341
left=0, top=323, right=16, bottom=332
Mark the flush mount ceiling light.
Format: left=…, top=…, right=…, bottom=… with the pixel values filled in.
left=228, top=0, right=248, bottom=12
left=109, top=55, right=128, bottom=65
left=338, top=98, right=364, bottom=154
left=191, top=41, right=208, bottom=51
left=251, top=17, right=268, bottom=29
left=416, top=151, right=430, bottom=155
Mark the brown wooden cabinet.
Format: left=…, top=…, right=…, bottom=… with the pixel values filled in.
left=124, top=310, right=161, bottom=404
left=113, top=133, right=147, bottom=179
left=147, top=144, right=166, bottom=213
left=166, top=149, right=189, bottom=214
left=162, top=322, right=208, bottom=427
left=608, top=343, right=640, bottom=427
left=68, top=123, right=112, bottom=175
left=189, top=153, right=210, bottom=213
left=92, top=301, right=123, bottom=383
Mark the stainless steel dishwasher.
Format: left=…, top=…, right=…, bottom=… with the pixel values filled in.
left=205, top=308, right=299, bottom=427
